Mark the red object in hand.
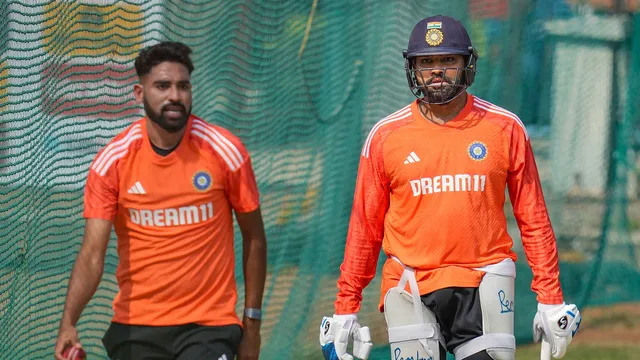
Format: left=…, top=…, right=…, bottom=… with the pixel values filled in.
left=62, top=345, right=87, bottom=360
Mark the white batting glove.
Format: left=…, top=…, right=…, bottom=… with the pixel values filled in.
left=533, top=303, right=582, bottom=359
left=319, top=314, right=373, bottom=360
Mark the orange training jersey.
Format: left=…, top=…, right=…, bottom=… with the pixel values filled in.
left=83, top=115, right=260, bottom=326
left=335, top=93, right=563, bottom=314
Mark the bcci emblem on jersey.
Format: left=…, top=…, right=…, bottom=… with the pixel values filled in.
left=193, top=171, right=212, bottom=191
left=468, top=141, right=488, bottom=161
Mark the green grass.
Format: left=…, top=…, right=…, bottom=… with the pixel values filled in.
left=515, top=344, right=640, bottom=360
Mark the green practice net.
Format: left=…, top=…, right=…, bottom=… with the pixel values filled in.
left=1, top=1, right=639, bottom=359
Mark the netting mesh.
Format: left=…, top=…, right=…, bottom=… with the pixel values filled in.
left=1, top=1, right=640, bottom=359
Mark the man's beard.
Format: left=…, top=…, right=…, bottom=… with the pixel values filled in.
left=144, top=98, right=191, bottom=133
left=416, top=71, right=464, bottom=104
left=422, top=73, right=461, bottom=104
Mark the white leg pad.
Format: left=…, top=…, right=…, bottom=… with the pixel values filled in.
left=453, top=273, right=516, bottom=360
left=384, top=287, right=444, bottom=360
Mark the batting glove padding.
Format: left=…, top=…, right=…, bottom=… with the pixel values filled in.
left=319, top=314, right=373, bottom=360
left=533, top=303, right=582, bottom=359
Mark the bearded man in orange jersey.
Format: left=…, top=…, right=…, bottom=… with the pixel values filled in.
left=54, top=41, right=266, bottom=360
left=319, top=15, right=581, bottom=360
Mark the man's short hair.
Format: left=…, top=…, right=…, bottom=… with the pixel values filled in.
left=134, top=41, right=194, bottom=77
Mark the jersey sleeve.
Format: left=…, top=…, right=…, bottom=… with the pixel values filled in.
left=507, top=125, right=564, bottom=304
left=224, top=136, right=260, bottom=213
left=83, top=158, right=119, bottom=221
left=334, top=131, right=389, bottom=315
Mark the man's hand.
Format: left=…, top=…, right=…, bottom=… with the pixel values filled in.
left=533, top=303, right=582, bottom=359
left=54, top=323, right=82, bottom=360
left=56, top=218, right=111, bottom=360
left=319, top=314, right=372, bottom=360
left=238, top=317, right=261, bottom=360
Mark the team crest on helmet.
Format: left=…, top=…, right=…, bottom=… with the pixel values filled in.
left=426, top=28, right=444, bottom=46
left=468, top=141, right=488, bottom=161
left=192, top=171, right=212, bottom=191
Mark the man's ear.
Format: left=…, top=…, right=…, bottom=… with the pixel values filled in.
left=133, top=83, right=143, bottom=103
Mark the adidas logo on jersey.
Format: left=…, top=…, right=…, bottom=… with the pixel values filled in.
left=404, top=151, right=421, bottom=164
left=127, top=181, right=146, bottom=194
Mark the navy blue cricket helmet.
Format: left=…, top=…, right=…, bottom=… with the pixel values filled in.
left=403, top=15, right=479, bottom=104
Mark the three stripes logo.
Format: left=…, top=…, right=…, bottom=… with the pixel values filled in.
left=404, top=151, right=421, bottom=164
left=127, top=181, right=146, bottom=194
left=218, top=355, right=228, bottom=360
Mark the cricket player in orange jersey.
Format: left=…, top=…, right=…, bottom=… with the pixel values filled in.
left=54, top=41, right=267, bottom=360
left=319, top=15, right=581, bottom=360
